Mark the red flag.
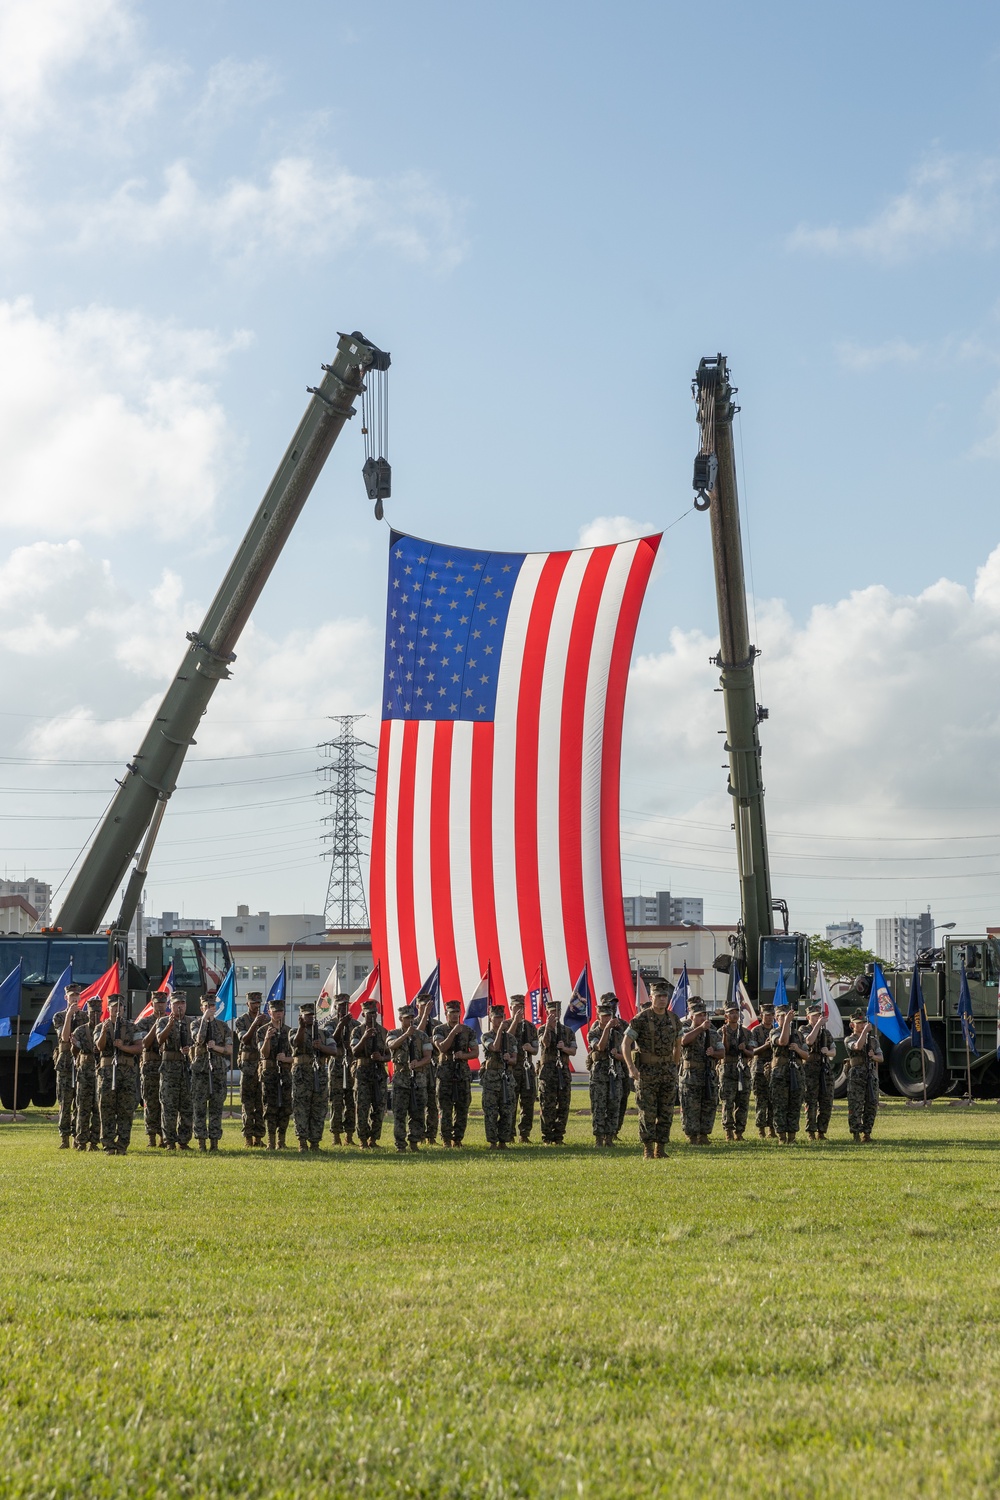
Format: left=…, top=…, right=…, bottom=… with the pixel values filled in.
left=349, top=962, right=382, bottom=1023
left=79, top=962, right=122, bottom=1021
left=135, top=963, right=174, bottom=1022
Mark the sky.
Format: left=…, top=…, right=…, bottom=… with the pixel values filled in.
left=1, top=0, right=999, bottom=941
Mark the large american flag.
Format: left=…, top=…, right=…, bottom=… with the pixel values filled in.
left=369, top=529, right=660, bottom=1025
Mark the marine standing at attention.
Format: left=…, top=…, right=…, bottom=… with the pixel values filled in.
left=260, top=998, right=293, bottom=1151
left=621, top=982, right=681, bottom=1158
left=506, top=994, right=538, bottom=1143
left=328, top=994, right=359, bottom=1146
left=537, top=1000, right=576, bottom=1145
left=157, top=992, right=194, bottom=1151
left=138, top=991, right=168, bottom=1148
left=845, top=1009, right=883, bottom=1143
left=415, top=992, right=440, bottom=1145
left=63, top=991, right=98, bottom=1152
left=95, top=993, right=143, bottom=1154
left=481, top=1003, right=516, bottom=1149
left=719, top=996, right=754, bottom=1142
left=190, top=992, right=233, bottom=1152
left=387, top=1001, right=433, bottom=1152
left=53, top=982, right=82, bottom=1148
left=233, top=991, right=266, bottom=1147
left=352, top=997, right=390, bottom=1149
left=291, top=1001, right=335, bottom=1152
left=587, top=994, right=624, bottom=1147
left=803, top=998, right=836, bottom=1142
left=679, top=998, right=724, bottom=1145
left=433, top=999, right=478, bottom=1148
left=769, top=1001, right=809, bottom=1145
left=751, top=1001, right=776, bottom=1139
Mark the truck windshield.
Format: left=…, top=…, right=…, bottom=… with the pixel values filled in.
left=759, top=937, right=805, bottom=998
left=197, top=938, right=230, bottom=986
left=160, top=937, right=202, bottom=993
left=0, top=937, right=108, bottom=987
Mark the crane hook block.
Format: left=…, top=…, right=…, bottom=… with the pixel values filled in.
left=363, top=456, right=391, bottom=519
left=693, top=451, right=717, bottom=496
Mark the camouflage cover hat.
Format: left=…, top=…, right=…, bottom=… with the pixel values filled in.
left=300, top=1002, right=316, bottom=1013
left=723, top=997, right=739, bottom=1012
left=807, top=1000, right=822, bottom=1013
left=270, top=998, right=286, bottom=1011
left=597, top=997, right=617, bottom=1012
left=361, top=999, right=378, bottom=1011
left=396, top=1003, right=416, bottom=1016
left=689, top=998, right=707, bottom=1013
left=65, top=983, right=82, bottom=994
left=852, top=1007, right=866, bottom=1021
left=336, top=993, right=351, bottom=1002
left=444, top=999, right=462, bottom=1010
left=107, top=993, right=123, bottom=1003
left=246, top=991, right=263, bottom=1002
left=489, top=1002, right=506, bottom=1014
left=649, top=979, right=671, bottom=994
left=509, top=993, right=526, bottom=1005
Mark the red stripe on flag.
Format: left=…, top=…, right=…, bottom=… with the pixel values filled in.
left=469, top=723, right=506, bottom=1003
left=601, top=536, right=660, bottom=1019
left=395, top=720, right=421, bottom=1011
left=430, top=722, right=462, bottom=1006
left=513, top=552, right=570, bottom=985
left=370, top=720, right=392, bottom=1014
left=558, top=544, right=615, bottom=992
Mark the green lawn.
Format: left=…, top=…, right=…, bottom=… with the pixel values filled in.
left=1, top=1098, right=998, bottom=1498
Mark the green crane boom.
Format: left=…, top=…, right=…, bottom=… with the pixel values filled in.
left=56, top=331, right=388, bottom=937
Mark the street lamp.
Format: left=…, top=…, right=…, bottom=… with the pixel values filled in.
left=681, top=921, right=718, bottom=1010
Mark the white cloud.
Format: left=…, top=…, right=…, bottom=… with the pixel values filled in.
left=789, top=152, right=1000, bottom=262
left=836, top=338, right=924, bottom=371
left=76, top=155, right=468, bottom=268
left=0, top=0, right=131, bottom=133
left=188, top=58, right=278, bottom=130
left=578, top=515, right=655, bottom=547
left=0, top=297, right=244, bottom=537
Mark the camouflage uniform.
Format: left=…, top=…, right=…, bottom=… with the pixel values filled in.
left=846, top=1026, right=881, bottom=1137
left=95, top=1013, right=140, bottom=1153
left=480, top=1017, right=516, bottom=1146
left=260, top=1019, right=294, bottom=1144
left=387, top=1018, right=432, bottom=1150
left=719, top=1017, right=753, bottom=1138
left=507, top=1017, right=539, bottom=1142
left=751, top=1012, right=775, bottom=1135
left=291, top=1017, right=330, bottom=1147
left=769, top=1018, right=806, bottom=1140
left=327, top=1009, right=359, bottom=1140
left=234, top=1009, right=265, bottom=1143
left=53, top=1010, right=74, bottom=1142
left=190, top=1011, right=232, bottom=1145
left=625, top=1006, right=680, bottom=1148
left=156, top=1013, right=194, bottom=1147
left=615, top=1070, right=633, bottom=1139
left=803, top=1018, right=834, bottom=1137
left=538, top=1018, right=576, bottom=1144
left=679, top=1014, right=722, bottom=1141
left=432, top=1016, right=477, bottom=1145
left=587, top=1014, right=624, bottom=1141
left=137, top=1015, right=164, bottom=1144
left=71, top=1016, right=99, bottom=1150
left=353, top=1014, right=389, bottom=1146
left=417, top=1005, right=440, bottom=1143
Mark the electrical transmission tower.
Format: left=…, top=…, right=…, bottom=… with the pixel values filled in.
left=318, top=715, right=376, bottom=928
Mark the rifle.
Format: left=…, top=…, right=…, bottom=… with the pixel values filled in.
left=499, top=1019, right=512, bottom=1115
left=112, top=1013, right=120, bottom=1096
left=408, top=1027, right=418, bottom=1120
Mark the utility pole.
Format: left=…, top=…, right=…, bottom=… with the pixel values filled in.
left=318, top=716, right=376, bottom=929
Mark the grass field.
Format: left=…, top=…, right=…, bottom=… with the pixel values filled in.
left=1, top=1097, right=999, bottom=1499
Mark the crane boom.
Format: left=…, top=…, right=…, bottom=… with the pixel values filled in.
left=693, top=354, right=774, bottom=998
left=56, top=330, right=387, bottom=936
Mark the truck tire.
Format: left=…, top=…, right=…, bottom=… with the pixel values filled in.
left=32, top=1057, right=57, bottom=1108
left=888, top=1038, right=947, bottom=1099
left=0, top=1059, right=33, bottom=1112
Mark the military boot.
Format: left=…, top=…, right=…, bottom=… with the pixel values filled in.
left=653, top=1142, right=667, bottom=1159
left=643, top=1143, right=655, bottom=1159
left=346, top=1132, right=355, bottom=1145
left=735, top=1132, right=744, bottom=1141
left=267, top=1129, right=277, bottom=1151
left=166, top=1142, right=176, bottom=1151
left=199, top=1138, right=207, bottom=1152
left=243, top=1133, right=254, bottom=1148
left=146, top=1133, right=157, bottom=1148
left=210, top=1139, right=219, bottom=1152
left=852, top=1131, right=860, bottom=1143
left=59, top=1135, right=70, bottom=1149
left=862, top=1133, right=872, bottom=1144
left=333, top=1132, right=342, bottom=1145
left=253, top=1136, right=263, bottom=1147
left=818, top=1131, right=827, bottom=1141
left=724, top=1128, right=734, bottom=1142
left=409, top=1141, right=420, bottom=1152
left=277, top=1130, right=287, bottom=1149
left=807, top=1130, right=816, bottom=1141
left=757, top=1127, right=767, bottom=1139
left=298, top=1140, right=309, bottom=1153
left=768, top=1126, right=778, bottom=1139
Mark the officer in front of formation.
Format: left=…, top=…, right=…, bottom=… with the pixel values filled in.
left=621, top=978, right=681, bottom=1158
left=433, top=999, right=478, bottom=1147
left=95, top=993, right=143, bottom=1154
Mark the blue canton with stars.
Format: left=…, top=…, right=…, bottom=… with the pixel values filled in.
left=382, top=532, right=527, bottom=722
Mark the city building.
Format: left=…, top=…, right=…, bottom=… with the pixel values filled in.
left=225, top=927, right=373, bottom=1021
left=876, top=911, right=935, bottom=969
left=826, top=920, right=864, bottom=950
left=622, top=891, right=705, bottom=927
left=221, top=907, right=328, bottom=948
left=0, top=877, right=50, bottom=925
left=144, top=911, right=218, bottom=939
left=0, top=895, right=39, bottom=934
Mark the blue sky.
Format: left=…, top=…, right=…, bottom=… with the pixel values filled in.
left=2, top=0, right=999, bottom=939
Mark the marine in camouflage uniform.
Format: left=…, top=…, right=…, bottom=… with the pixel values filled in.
left=415, top=995, right=440, bottom=1144
left=481, top=1004, right=516, bottom=1148
left=802, top=999, right=836, bottom=1140
left=537, top=1002, right=576, bottom=1145
left=622, top=983, right=681, bottom=1157
left=587, top=994, right=624, bottom=1146
left=751, top=1002, right=776, bottom=1138
left=845, top=1009, right=883, bottom=1142
left=138, top=993, right=168, bottom=1146
left=62, top=996, right=98, bottom=1151
left=95, top=994, right=143, bottom=1154
left=83, top=998, right=103, bottom=1146
left=53, top=984, right=82, bottom=1146
left=432, top=1001, right=478, bottom=1147
left=505, top=996, right=538, bottom=1142
left=352, top=999, right=390, bottom=1148
left=291, top=1002, right=335, bottom=1150
left=233, top=991, right=266, bottom=1146
left=769, top=1004, right=809, bottom=1143
left=190, top=993, right=233, bottom=1150
left=387, top=1003, right=433, bottom=1151
left=156, top=994, right=194, bottom=1150
left=327, top=996, right=359, bottom=1145
left=616, top=980, right=662, bottom=1139
left=718, top=998, right=754, bottom=1141
left=679, top=999, right=724, bottom=1144
left=260, top=999, right=293, bottom=1149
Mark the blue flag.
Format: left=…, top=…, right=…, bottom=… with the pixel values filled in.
left=772, top=962, right=789, bottom=1016
left=0, top=959, right=22, bottom=1039
left=412, top=961, right=441, bottom=1021
left=565, top=966, right=592, bottom=1033
left=669, top=963, right=690, bottom=1019
left=215, top=965, right=237, bottom=1025
left=956, top=963, right=978, bottom=1057
left=867, top=962, right=909, bottom=1045
left=906, top=962, right=931, bottom=1048
left=27, top=962, right=73, bottom=1050
left=262, top=963, right=286, bottom=1018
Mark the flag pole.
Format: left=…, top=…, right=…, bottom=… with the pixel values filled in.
left=964, top=1026, right=973, bottom=1106
left=11, top=1016, right=21, bottom=1123
left=919, top=1017, right=928, bottom=1107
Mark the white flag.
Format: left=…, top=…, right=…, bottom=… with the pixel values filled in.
left=814, top=961, right=844, bottom=1039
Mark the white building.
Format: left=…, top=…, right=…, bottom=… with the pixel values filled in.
left=826, top=920, right=864, bottom=950
left=0, top=877, right=50, bottom=925
left=876, top=912, right=934, bottom=969
left=0, top=894, right=39, bottom=934
left=226, top=927, right=373, bottom=1022
left=221, top=906, right=328, bottom=948
left=622, top=891, right=705, bottom=927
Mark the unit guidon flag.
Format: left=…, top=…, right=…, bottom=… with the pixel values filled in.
left=369, top=529, right=661, bottom=1024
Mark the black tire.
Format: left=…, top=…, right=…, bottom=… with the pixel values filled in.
left=833, top=1063, right=849, bottom=1100
left=32, top=1057, right=57, bottom=1107
left=0, top=1060, right=34, bottom=1111
left=888, top=1038, right=947, bottom=1099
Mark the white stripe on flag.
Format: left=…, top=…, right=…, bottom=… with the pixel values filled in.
left=411, top=722, right=437, bottom=997
left=448, top=722, right=480, bottom=1001
left=491, top=553, right=546, bottom=997
left=382, top=719, right=406, bottom=1016
left=581, top=539, right=638, bottom=996
left=537, top=546, right=592, bottom=1001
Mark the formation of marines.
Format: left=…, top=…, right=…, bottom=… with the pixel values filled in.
left=51, top=977, right=885, bottom=1155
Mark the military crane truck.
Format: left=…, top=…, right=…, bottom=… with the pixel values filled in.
left=880, top=934, right=1000, bottom=1098
left=691, top=354, right=810, bottom=1007
left=0, top=331, right=389, bottom=1112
